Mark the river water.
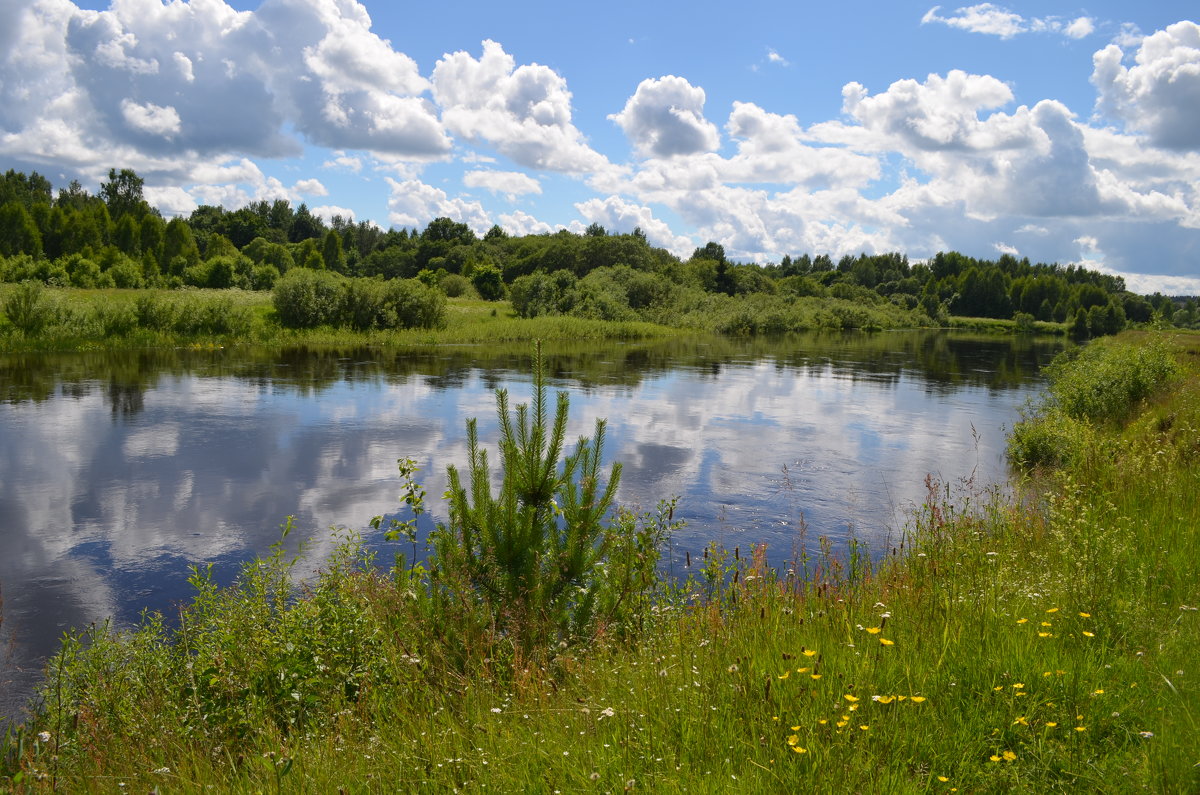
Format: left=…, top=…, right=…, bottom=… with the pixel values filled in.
left=0, top=331, right=1064, bottom=724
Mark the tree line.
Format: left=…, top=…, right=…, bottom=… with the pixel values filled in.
left=2, top=167, right=1195, bottom=335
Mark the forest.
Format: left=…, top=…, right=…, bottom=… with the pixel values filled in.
left=2, top=167, right=1196, bottom=337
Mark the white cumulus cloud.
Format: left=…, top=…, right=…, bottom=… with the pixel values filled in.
left=1092, top=21, right=1200, bottom=151
left=432, top=39, right=607, bottom=173
left=120, top=98, right=181, bottom=138
left=609, top=76, right=721, bottom=158
left=922, top=4, right=1097, bottom=40
left=463, top=169, right=542, bottom=200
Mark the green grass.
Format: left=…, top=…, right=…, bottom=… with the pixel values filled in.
left=3, top=332, right=1197, bottom=792
left=0, top=287, right=680, bottom=352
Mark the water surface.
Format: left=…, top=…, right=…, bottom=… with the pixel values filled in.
left=0, top=331, right=1063, bottom=723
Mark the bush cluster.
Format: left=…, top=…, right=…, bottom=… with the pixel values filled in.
left=272, top=269, right=446, bottom=330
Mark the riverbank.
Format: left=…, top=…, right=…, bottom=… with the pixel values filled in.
left=3, top=330, right=1196, bottom=792
left=0, top=285, right=1067, bottom=355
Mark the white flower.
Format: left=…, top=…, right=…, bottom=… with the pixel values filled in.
left=37, top=731, right=51, bottom=744
left=491, top=707, right=502, bottom=713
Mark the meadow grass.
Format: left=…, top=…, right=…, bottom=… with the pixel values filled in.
left=2, top=331, right=1197, bottom=793
left=0, top=287, right=679, bottom=352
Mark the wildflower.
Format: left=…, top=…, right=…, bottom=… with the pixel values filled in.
left=803, top=650, right=818, bottom=657
left=796, top=666, right=810, bottom=673
left=1041, top=621, right=1053, bottom=627
left=937, top=776, right=950, bottom=782
left=880, top=638, right=895, bottom=646
left=1045, top=722, right=1058, bottom=728
left=1093, top=689, right=1104, bottom=695
left=790, top=745, right=808, bottom=754
left=491, top=707, right=502, bottom=713
left=1016, top=618, right=1029, bottom=624
left=1075, top=726, right=1086, bottom=732
left=848, top=704, right=859, bottom=712
left=727, top=664, right=739, bottom=673
left=1079, top=612, right=1091, bottom=618
left=600, top=707, right=615, bottom=719
left=844, top=694, right=860, bottom=703
left=37, top=731, right=51, bottom=744
left=1138, top=731, right=1154, bottom=738
left=817, top=719, right=827, bottom=725
left=1038, top=632, right=1052, bottom=638
left=865, top=627, right=882, bottom=634
left=1082, top=631, right=1095, bottom=638
left=993, top=686, right=1004, bottom=692
left=1046, top=607, right=1059, bottom=613
left=896, top=695, right=907, bottom=701
left=910, top=696, right=927, bottom=703
left=786, top=734, right=800, bottom=746
left=1002, top=751, right=1017, bottom=762
left=836, top=719, right=849, bottom=729
left=778, top=671, right=790, bottom=680
left=1013, top=683, right=1025, bottom=689
left=874, top=695, right=896, bottom=704
left=859, top=725, right=870, bottom=731
left=810, top=674, right=822, bottom=680
left=1013, top=716, right=1028, bottom=725
left=989, top=755, right=1002, bottom=763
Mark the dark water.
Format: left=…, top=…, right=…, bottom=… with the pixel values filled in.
left=0, top=331, right=1064, bottom=724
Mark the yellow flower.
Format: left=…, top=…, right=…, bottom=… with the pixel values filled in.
left=1079, top=612, right=1091, bottom=618
left=790, top=745, right=807, bottom=754
left=791, top=725, right=801, bottom=731
left=836, top=719, right=849, bottom=729
left=1046, top=607, right=1059, bottom=613
left=896, top=695, right=907, bottom=701
left=1013, top=683, right=1025, bottom=689
left=1082, top=631, right=1095, bottom=638
left=865, top=627, right=882, bottom=634
left=810, top=674, right=822, bottom=680
left=844, top=694, right=860, bottom=703
left=1075, top=726, right=1086, bottom=732
left=910, top=696, right=927, bottom=703
left=1002, top=750, right=1017, bottom=762
left=848, top=704, right=859, bottom=712
left=803, top=650, right=818, bottom=657
left=787, top=734, right=800, bottom=746
left=880, top=638, right=895, bottom=646
left=937, top=776, right=950, bottom=782
left=1038, top=632, right=1053, bottom=637
left=817, top=719, right=827, bottom=725
left=1013, top=716, right=1028, bottom=725
left=859, top=725, right=870, bottom=731
left=1045, top=722, right=1058, bottom=728
left=874, top=695, right=896, bottom=704
left=1041, top=621, right=1053, bottom=627
left=1016, top=618, right=1029, bottom=624
left=778, top=671, right=790, bottom=680
left=797, top=667, right=810, bottom=673
left=989, top=755, right=1002, bottom=763
left=993, top=685, right=1004, bottom=691
left=1093, top=689, right=1104, bottom=695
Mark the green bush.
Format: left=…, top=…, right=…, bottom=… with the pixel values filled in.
left=439, top=273, right=474, bottom=298
left=383, top=278, right=446, bottom=329
left=2, top=281, right=56, bottom=334
left=470, top=263, right=505, bottom=301
left=272, top=268, right=345, bottom=328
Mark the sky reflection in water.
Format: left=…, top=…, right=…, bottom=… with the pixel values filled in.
left=0, top=332, right=1064, bottom=722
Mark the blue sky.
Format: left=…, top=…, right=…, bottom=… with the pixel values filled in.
left=2, top=1, right=1199, bottom=293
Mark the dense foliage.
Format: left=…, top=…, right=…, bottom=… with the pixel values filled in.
left=2, top=168, right=1194, bottom=338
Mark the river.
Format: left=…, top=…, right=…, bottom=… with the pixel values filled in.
left=0, top=330, right=1064, bottom=724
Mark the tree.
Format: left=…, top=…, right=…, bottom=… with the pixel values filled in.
left=162, top=217, right=201, bottom=274
left=0, top=203, right=44, bottom=257
left=321, top=229, right=345, bottom=272
left=100, top=168, right=148, bottom=219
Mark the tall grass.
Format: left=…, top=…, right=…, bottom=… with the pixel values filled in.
left=3, top=332, right=1197, bottom=792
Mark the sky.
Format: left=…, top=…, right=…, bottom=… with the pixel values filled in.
left=1, top=1, right=1198, bottom=294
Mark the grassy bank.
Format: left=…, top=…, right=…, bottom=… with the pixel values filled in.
left=0, top=286, right=680, bottom=353
left=3, top=332, right=1197, bottom=792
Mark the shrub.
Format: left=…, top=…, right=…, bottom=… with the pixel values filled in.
left=135, top=294, right=177, bottom=331
left=2, top=281, right=56, bottom=334
left=384, top=278, right=446, bottom=329
left=439, top=273, right=474, bottom=298
left=470, top=263, right=505, bottom=301
left=273, top=268, right=345, bottom=328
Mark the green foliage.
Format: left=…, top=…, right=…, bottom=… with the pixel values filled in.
left=426, top=345, right=666, bottom=658
left=2, top=281, right=56, bottom=334
left=1010, top=337, right=1180, bottom=467
left=272, top=268, right=345, bottom=328
left=470, top=262, right=505, bottom=300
